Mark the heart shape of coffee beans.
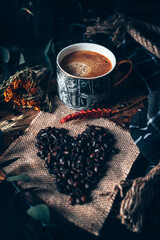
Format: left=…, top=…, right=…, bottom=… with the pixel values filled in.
left=35, top=125, right=118, bottom=205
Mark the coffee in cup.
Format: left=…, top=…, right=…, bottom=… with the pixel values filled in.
left=60, top=50, right=112, bottom=78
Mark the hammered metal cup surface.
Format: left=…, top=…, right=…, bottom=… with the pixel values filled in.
left=57, top=65, right=112, bottom=110
left=56, top=43, right=116, bottom=110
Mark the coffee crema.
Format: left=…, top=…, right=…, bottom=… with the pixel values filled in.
left=60, top=50, right=112, bottom=78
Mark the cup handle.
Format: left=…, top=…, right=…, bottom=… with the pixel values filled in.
left=113, top=58, right=133, bottom=87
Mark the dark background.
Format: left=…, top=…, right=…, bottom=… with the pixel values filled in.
left=0, top=1, right=160, bottom=240
left=0, top=0, right=160, bottom=47
left=0, top=0, right=160, bottom=69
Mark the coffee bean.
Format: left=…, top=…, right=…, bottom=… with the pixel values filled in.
left=41, top=133, right=48, bottom=138
left=62, top=173, right=67, bottom=179
left=97, top=134, right=103, bottom=142
left=53, top=151, right=58, bottom=157
left=81, top=178, right=85, bottom=184
left=87, top=158, right=92, bottom=165
left=55, top=178, right=61, bottom=184
left=63, top=150, right=69, bottom=155
left=90, top=152, right=95, bottom=158
left=76, top=197, right=81, bottom=204
left=68, top=178, right=74, bottom=186
left=94, top=148, right=100, bottom=153
left=94, top=166, right=99, bottom=173
left=35, top=125, right=119, bottom=205
left=89, top=170, right=94, bottom=177
left=59, top=158, right=63, bottom=165
left=87, top=169, right=93, bottom=178
left=74, top=173, right=80, bottom=179
left=37, top=152, right=41, bottom=157
left=100, top=156, right=105, bottom=161
left=73, top=181, right=79, bottom=188
left=75, top=188, right=83, bottom=197
left=47, top=154, right=51, bottom=165
left=35, top=143, right=40, bottom=148
left=81, top=195, right=86, bottom=203
left=66, top=159, right=71, bottom=167
left=85, top=183, right=90, bottom=189
left=81, top=147, right=85, bottom=153
left=69, top=196, right=75, bottom=205
left=95, top=152, right=100, bottom=159
left=66, top=184, right=72, bottom=191
left=57, top=171, right=62, bottom=178
left=70, top=169, right=75, bottom=175
left=94, top=158, right=98, bottom=162
left=92, top=140, right=96, bottom=147
left=103, top=143, right=108, bottom=149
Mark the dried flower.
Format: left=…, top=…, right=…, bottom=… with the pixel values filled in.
left=0, top=114, right=28, bottom=134
left=60, top=108, right=118, bottom=123
left=3, top=71, right=40, bottom=111
left=2, top=67, right=51, bottom=111
left=60, top=97, right=147, bottom=124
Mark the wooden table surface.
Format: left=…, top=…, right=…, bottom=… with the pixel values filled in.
left=0, top=69, right=150, bottom=240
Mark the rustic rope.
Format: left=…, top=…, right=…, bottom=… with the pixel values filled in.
left=127, top=20, right=160, bottom=58
left=117, top=162, right=160, bottom=232
left=84, top=9, right=126, bottom=47
left=84, top=10, right=160, bottom=58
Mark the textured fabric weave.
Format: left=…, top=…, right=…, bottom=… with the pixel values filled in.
left=130, top=89, right=160, bottom=171
left=0, top=96, right=139, bottom=236
left=121, top=34, right=160, bottom=92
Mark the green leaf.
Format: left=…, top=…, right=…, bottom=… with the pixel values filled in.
left=0, top=157, right=19, bottom=168
left=7, top=174, right=31, bottom=182
left=0, top=45, right=10, bottom=63
left=27, top=204, right=50, bottom=223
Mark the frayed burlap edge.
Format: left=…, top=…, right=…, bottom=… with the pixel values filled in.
left=0, top=97, right=139, bottom=236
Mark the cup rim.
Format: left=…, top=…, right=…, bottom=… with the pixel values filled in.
left=56, top=42, right=116, bottom=80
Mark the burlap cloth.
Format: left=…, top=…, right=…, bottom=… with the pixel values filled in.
left=1, top=96, right=139, bottom=236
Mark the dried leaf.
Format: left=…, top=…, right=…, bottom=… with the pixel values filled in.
left=0, top=169, right=6, bottom=182
left=7, top=174, right=31, bottom=182
left=27, top=204, right=50, bottom=223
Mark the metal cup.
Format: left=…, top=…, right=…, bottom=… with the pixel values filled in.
left=56, top=43, right=131, bottom=110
